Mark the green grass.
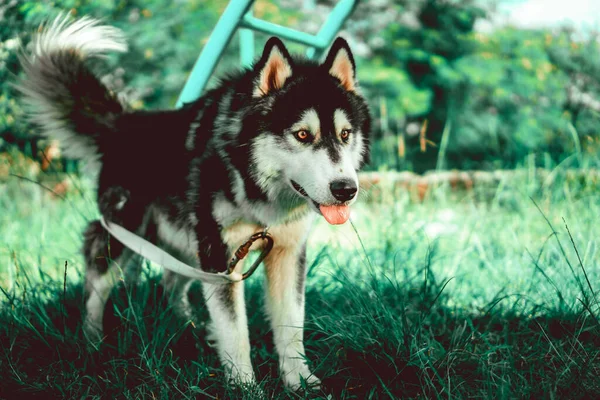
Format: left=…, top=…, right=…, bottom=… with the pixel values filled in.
left=1, top=170, right=600, bottom=399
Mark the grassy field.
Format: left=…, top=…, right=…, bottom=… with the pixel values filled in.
left=1, top=170, right=599, bottom=399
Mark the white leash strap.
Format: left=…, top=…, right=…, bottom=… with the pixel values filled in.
left=100, top=217, right=242, bottom=284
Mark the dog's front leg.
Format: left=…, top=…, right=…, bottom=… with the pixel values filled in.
left=201, top=280, right=254, bottom=384
left=196, top=232, right=254, bottom=385
left=263, top=241, right=320, bottom=390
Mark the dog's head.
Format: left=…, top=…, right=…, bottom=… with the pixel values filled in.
left=247, top=37, right=371, bottom=225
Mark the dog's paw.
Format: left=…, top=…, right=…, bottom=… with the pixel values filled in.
left=225, top=378, right=266, bottom=399
left=99, top=186, right=130, bottom=222
left=283, top=368, right=321, bottom=392
left=83, top=317, right=104, bottom=350
left=225, top=365, right=256, bottom=386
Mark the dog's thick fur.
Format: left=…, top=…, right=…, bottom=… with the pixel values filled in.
left=18, top=15, right=371, bottom=389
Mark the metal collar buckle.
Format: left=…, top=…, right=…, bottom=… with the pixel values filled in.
left=226, top=229, right=274, bottom=280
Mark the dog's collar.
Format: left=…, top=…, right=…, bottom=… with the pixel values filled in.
left=100, top=217, right=273, bottom=284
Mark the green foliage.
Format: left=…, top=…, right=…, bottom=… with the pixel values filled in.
left=345, top=1, right=600, bottom=171
left=451, top=28, right=573, bottom=168
left=353, top=0, right=487, bottom=172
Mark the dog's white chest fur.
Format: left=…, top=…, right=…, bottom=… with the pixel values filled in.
left=154, top=199, right=314, bottom=267
left=221, top=216, right=314, bottom=254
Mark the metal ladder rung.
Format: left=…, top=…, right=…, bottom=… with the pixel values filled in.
left=175, top=0, right=356, bottom=108
left=240, top=16, right=327, bottom=49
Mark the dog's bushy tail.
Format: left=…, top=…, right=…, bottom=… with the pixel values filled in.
left=17, top=15, right=127, bottom=172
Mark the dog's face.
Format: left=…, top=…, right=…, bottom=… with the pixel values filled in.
left=249, top=38, right=371, bottom=225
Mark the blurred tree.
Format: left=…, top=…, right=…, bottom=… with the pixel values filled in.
left=318, top=0, right=486, bottom=172
left=547, top=28, right=600, bottom=160
left=452, top=28, right=570, bottom=169
left=322, top=0, right=598, bottom=171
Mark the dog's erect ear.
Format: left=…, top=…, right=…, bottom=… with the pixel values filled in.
left=253, top=37, right=293, bottom=97
left=322, top=37, right=356, bottom=92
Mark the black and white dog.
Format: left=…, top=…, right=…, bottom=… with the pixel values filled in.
left=18, top=15, right=371, bottom=389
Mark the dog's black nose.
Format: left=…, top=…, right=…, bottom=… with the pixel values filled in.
left=330, top=179, right=357, bottom=202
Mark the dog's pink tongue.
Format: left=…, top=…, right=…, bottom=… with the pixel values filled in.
left=319, top=205, right=351, bottom=225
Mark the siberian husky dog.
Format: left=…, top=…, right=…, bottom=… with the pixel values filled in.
left=18, top=15, right=370, bottom=390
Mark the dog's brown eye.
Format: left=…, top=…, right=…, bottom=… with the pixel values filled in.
left=341, top=129, right=352, bottom=142
left=294, top=130, right=313, bottom=143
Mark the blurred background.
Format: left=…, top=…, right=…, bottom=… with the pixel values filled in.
left=3, top=0, right=600, bottom=174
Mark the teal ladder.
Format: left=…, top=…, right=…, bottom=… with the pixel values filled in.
left=175, top=0, right=357, bottom=108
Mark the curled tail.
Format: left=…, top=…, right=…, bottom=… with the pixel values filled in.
left=17, top=15, right=128, bottom=172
